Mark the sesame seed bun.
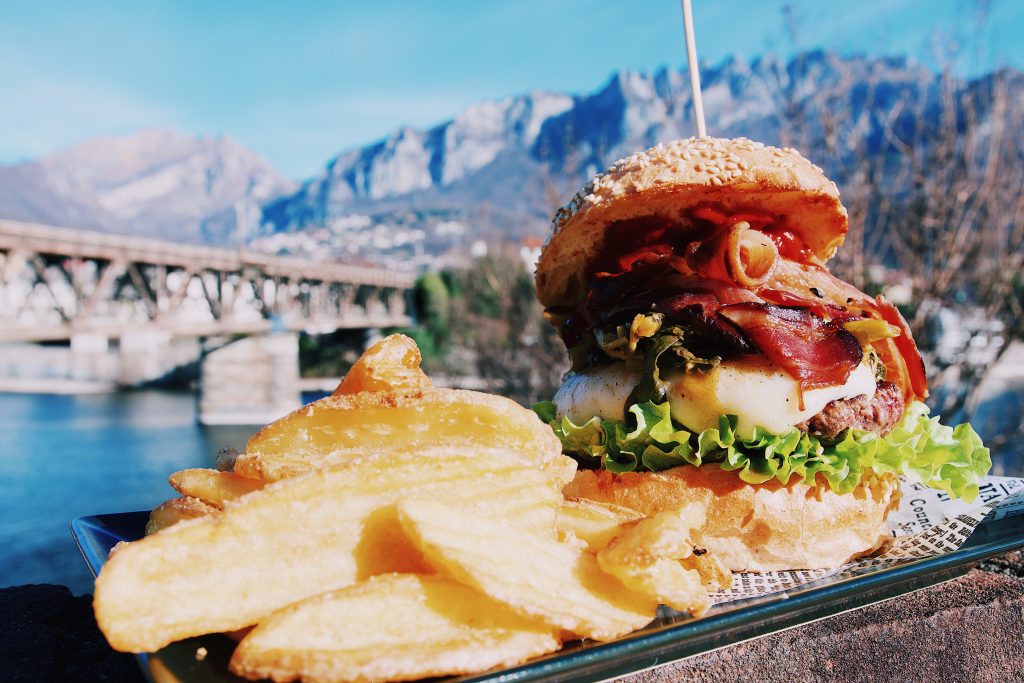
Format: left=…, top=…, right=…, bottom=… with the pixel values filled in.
left=535, top=137, right=848, bottom=311
left=564, top=466, right=900, bottom=572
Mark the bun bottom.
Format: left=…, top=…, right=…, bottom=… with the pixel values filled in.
left=563, top=465, right=901, bottom=572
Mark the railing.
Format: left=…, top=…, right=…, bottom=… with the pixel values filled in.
left=0, top=219, right=415, bottom=288
left=0, top=219, right=417, bottom=342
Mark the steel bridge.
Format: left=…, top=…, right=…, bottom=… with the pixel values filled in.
left=0, top=219, right=415, bottom=343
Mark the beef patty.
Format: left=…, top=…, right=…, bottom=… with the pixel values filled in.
left=799, top=381, right=904, bottom=441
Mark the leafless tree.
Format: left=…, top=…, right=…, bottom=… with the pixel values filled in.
left=440, top=4, right=1024, bottom=440
left=441, top=244, right=566, bottom=406
left=776, top=3, right=1024, bottom=450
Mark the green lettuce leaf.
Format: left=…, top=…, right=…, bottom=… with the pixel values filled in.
left=534, top=400, right=991, bottom=502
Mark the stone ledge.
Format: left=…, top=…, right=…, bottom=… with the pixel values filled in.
left=2, top=554, right=1023, bottom=682
left=0, top=584, right=144, bottom=683
left=625, top=560, right=1024, bottom=683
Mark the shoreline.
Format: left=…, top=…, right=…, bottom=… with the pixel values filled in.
left=0, top=377, right=117, bottom=395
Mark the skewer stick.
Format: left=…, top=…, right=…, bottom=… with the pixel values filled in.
left=681, top=0, right=707, bottom=138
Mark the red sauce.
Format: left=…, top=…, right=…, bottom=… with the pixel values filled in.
left=591, top=206, right=819, bottom=278
left=762, top=227, right=814, bottom=262
left=691, top=205, right=774, bottom=230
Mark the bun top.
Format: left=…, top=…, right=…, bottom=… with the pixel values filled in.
left=535, top=137, right=849, bottom=310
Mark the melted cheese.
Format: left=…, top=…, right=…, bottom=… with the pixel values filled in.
left=667, top=359, right=876, bottom=438
left=553, top=364, right=642, bottom=423
left=553, top=358, right=877, bottom=439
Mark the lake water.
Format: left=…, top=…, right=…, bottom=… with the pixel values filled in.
left=2, top=389, right=1021, bottom=597
left=0, top=391, right=260, bottom=596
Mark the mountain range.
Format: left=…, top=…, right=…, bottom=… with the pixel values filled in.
left=0, top=51, right=1019, bottom=265
left=0, top=129, right=294, bottom=243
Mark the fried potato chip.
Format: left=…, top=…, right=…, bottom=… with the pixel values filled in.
left=145, top=497, right=216, bottom=536
left=333, top=333, right=432, bottom=396
left=687, top=551, right=733, bottom=593
left=229, top=574, right=560, bottom=683
left=95, top=451, right=560, bottom=652
left=236, top=448, right=576, bottom=493
left=236, top=389, right=565, bottom=482
left=398, top=499, right=657, bottom=641
left=168, top=469, right=266, bottom=509
left=557, top=499, right=644, bottom=552
left=596, top=505, right=719, bottom=616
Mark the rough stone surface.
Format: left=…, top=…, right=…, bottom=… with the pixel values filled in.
left=0, top=584, right=144, bottom=683
left=4, top=556, right=1024, bottom=682
left=978, top=550, right=1024, bottom=578
left=623, top=565, right=1024, bottom=683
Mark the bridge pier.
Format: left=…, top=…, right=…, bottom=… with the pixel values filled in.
left=69, top=333, right=114, bottom=383
left=116, top=329, right=203, bottom=386
left=198, top=332, right=302, bottom=426
left=119, top=329, right=168, bottom=385
left=0, top=218, right=416, bottom=408
left=363, top=327, right=383, bottom=350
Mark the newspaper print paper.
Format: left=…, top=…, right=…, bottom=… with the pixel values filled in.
left=710, top=475, right=1024, bottom=603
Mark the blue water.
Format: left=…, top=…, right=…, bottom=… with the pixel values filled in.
left=0, top=391, right=259, bottom=596
left=2, top=389, right=1021, bottom=597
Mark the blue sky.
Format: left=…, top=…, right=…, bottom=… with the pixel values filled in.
left=3, top=0, right=1021, bottom=179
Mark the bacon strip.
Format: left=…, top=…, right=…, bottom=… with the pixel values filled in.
left=685, top=222, right=780, bottom=289
left=576, top=218, right=918, bottom=399
left=764, top=259, right=877, bottom=308
left=718, top=303, right=863, bottom=391
left=763, top=262, right=927, bottom=399
left=875, top=295, right=928, bottom=400
left=586, top=260, right=759, bottom=327
left=759, top=288, right=860, bottom=322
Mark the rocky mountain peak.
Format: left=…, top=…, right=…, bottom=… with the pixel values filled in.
left=1, top=51, right=1016, bottom=267
left=0, top=128, right=295, bottom=243
left=255, top=51, right=1017, bottom=272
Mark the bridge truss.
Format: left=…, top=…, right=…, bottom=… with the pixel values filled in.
left=0, top=220, right=416, bottom=343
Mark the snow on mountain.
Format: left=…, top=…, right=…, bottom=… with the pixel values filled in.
left=2, top=51, right=1016, bottom=263
left=259, top=90, right=575, bottom=243
left=256, top=50, right=1020, bottom=270
left=259, top=53, right=892, bottom=240
left=439, top=91, right=574, bottom=185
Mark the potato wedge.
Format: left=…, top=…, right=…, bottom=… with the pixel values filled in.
left=596, top=505, right=721, bottom=616
left=168, top=469, right=267, bottom=509
left=333, top=334, right=432, bottom=396
left=145, top=497, right=216, bottom=536
left=557, top=499, right=644, bottom=552
left=230, top=574, right=560, bottom=683
left=237, top=389, right=564, bottom=481
left=95, top=450, right=561, bottom=652
left=398, top=499, right=657, bottom=641
left=688, top=551, right=733, bottom=593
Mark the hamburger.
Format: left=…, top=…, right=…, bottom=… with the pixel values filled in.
left=533, top=137, right=991, bottom=571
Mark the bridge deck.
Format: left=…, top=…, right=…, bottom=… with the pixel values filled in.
left=0, top=219, right=415, bottom=288
left=0, top=219, right=418, bottom=344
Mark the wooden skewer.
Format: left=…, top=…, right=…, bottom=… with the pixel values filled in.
left=681, top=0, right=707, bottom=138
